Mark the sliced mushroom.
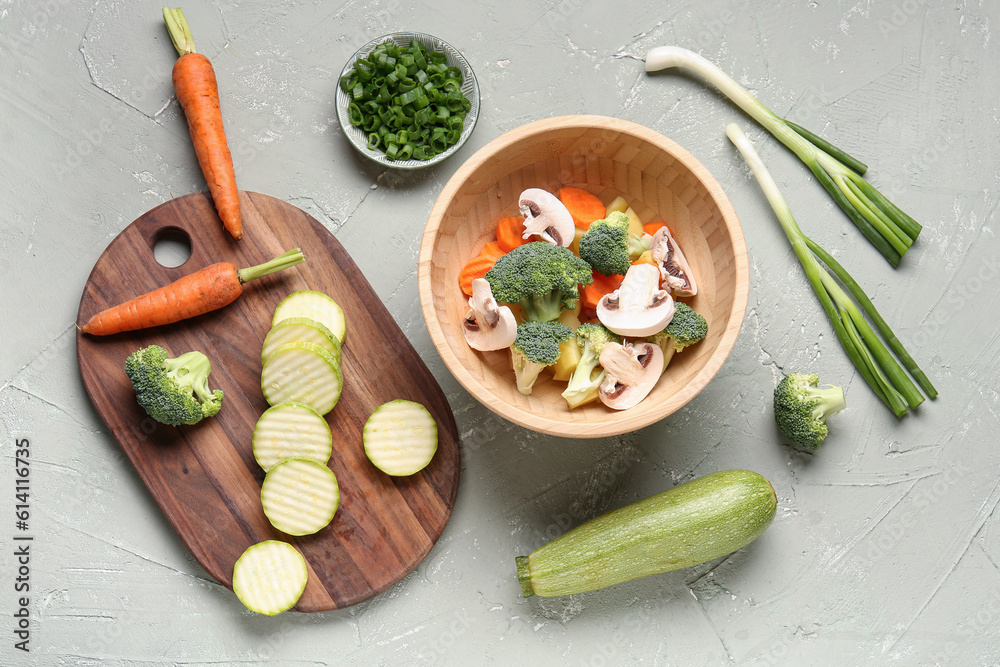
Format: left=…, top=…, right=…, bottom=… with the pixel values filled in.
left=463, top=279, right=518, bottom=351
left=518, top=188, right=574, bottom=247
left=596, top=263, right=675, bottom=337
left=650, top=226, right=698, bottom=296
left=598, top=341, right=663, bottom=410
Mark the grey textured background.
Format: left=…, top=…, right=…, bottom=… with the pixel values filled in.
left=2, top=0, right=998, bottom=665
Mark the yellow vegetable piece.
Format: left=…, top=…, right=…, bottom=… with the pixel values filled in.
left=551, top=337, right=581, bottom=382
left=605, top=195, right=629, bottom=215
left=624, top=207, right=644, bottom=238
left=570, top=227, right=586, bottom=256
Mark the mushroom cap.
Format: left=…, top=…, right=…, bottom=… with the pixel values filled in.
left=518, top=188, right=575, bottom=248
left=463, top=279, right=518, bottom=351
left=596, top=263, right=675, bottom=337
left=598, top=341, right=663, bottom=410
left=650, top=226, right=698, bottom=296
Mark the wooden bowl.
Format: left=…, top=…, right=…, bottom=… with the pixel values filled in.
left=418, top=115, right=748, bottom=438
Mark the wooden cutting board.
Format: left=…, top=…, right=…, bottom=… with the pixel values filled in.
left=76, top=192, right=460, bottom=612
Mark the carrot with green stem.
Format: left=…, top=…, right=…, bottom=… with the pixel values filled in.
left=81, top=249, right=305, bottom=335
left=163, top=8, right=242, bottom=240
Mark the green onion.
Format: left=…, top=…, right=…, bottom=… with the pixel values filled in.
left=646, top=46, right=920, bottom=267
left=726, top=124, right=936, bottom=416
left=341, top=38, right=471, bottom=161
left=347, top=103, right=363, bottom=127
left=412, top=145, right=434, bottom=160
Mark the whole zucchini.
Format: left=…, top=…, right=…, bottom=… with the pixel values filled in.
left=516, top=469, right=777, bottom=597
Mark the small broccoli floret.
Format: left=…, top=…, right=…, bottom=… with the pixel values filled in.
left=773, top=372, right=846, bottom=450
left=578, top=211, right=649, bottom=277
left=510, top=321, right=573, bottom=395
left=647, top=302, right=708, bottom=372
left=124, top=345, right=224, bottom=426
left=561, top=323, right=621, bottom=408
left=485, top=242, right=593, bottom=322
left=578, top=211, right=630, bottom=277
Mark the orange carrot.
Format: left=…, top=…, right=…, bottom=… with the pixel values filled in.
left=643, top=221, right=669, bottom=237
left=459, top=254, right=499, bottom=297
left=458, top=242, right=506, bottom=297
left=559, top=187, right=606, bottom=230
left=81, top=249, right=304, bottom=335
left=164, top=8, right=242, bottom=240
left=480, top=241, right=505, bottom=260
left=495, top=216, right=528, bottom=252
left=580, top=271, right=624, bottom=311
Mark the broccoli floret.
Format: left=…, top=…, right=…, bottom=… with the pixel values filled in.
left=485, top=242, right=593, bottom=322
left=647, top=302, right=709, bottom=372
left=578, top=211, right=649, bottom=277
left=773, top=372, right=846, bottom=450
left=124, top=345, right=224, bottom=426
left=561, top=323, right=621, bottom=408
left=510, top=321, right=573, bottom=395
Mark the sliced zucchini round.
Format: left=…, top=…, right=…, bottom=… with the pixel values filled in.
left=261, top=341, right=343, bottom=415
left=272, top=290, right=347, bottom=345
left=252, top=402, right=333, bottom=472
left=261, top=458, right=340, bottom=536
left=232, top=540, right=307, bottom=616
left=261, top=317, right=341, bottom=366
left=363, top=399, right=438, bottom=476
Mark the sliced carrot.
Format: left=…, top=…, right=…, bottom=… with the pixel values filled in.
left=495, top=216, right=528, bottom=252
left=480, top=241, right=505, bottom=260
left=559, top=187, right=606, bottom=230
left=580, top=271, right=624, bottom=311
left=643, top=221, right=669, bottom=237
left=459, top=250, right=503, bottom=297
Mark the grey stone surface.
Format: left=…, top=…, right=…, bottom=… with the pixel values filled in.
left=2, top=0, right=998, bottom=664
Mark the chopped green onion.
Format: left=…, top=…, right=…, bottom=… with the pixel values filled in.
left=342, top=38, right=471, bottom=161
left=413, top=145, right=434, bottom=160
left=726, top=123, right=935, bottom=416
left=646, top=46, right=920, bottom=267
left=348, top=103, right=363, bottom=126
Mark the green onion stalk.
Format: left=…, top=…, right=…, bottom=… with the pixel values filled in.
left=726, top=123, right=936, bottom=417
left=646, top=46, right=920, bottom=267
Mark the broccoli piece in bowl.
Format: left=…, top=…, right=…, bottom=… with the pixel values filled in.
left=560, top=323, right=620, bottom=409
left=578, top=211, right=649, bottom=277
left=647, top=302, right=708, bottom=372
left=510, top=321, right=573, bottom=395
left=485, top=241, right=593, bottom=322
left=124, top=345, right=224, bottom=426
